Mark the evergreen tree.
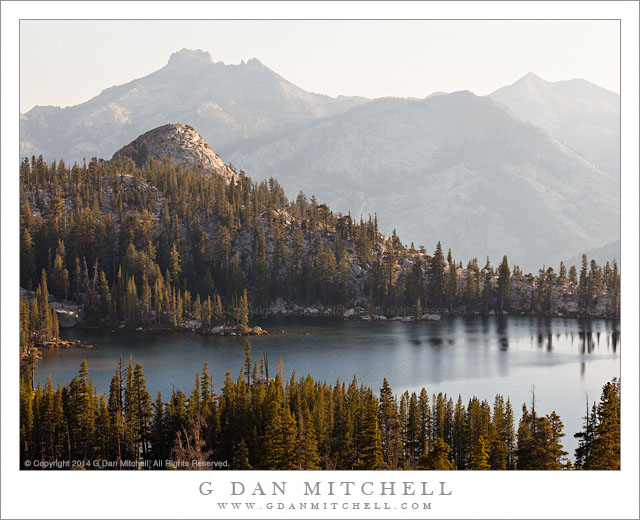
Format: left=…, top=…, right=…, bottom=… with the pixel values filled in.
left=497, top=256, right=511, bottom=312
left=132, top=362, right=153, bottom=459
left=446, top=250, right=458, bottom=311
left=587, top=379, right=620, bottom=469
left=379, top=378, right=403, bottom=469
left=470, top=435, right=491, bottom=469
left=428, top=242, right=446, bottom=307
left=262, top=403, right=298, bottom=469
left=417, top=437, right=453, bottom=470
left=296, top=405, right=321, bottom=469
left=355, top=390, right=384, bottom=470
left=107, top=366, right=124, bottom=466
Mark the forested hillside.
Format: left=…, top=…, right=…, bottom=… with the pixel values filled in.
left=19, top=132, right=619, bottom=345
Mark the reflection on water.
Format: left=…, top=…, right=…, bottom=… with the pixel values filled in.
left=496, top=316, right=509, bottom=350
left=40, top=316, right=620, bottom=391
left=579, top=331, right=595, bottom=354
left=611, top=330, right=619, bottom=353
left=39, top=315, right=619, bottom=459
left=536, top=332, right=553, bottom=351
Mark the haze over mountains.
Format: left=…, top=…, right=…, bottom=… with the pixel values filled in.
left=20, top=49, right=367, bottom=162
left=20, top=49, right=620, bottom=271
left=227, top=92, right=619, bottom=270
left=489, top=72, right=620, bottom=177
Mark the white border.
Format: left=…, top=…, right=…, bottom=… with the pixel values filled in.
left=2, top=2, right=638, bottom=519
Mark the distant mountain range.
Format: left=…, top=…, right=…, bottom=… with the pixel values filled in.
left=20, top=49, right=620, bottom=271
left=566, top=240, right=621, bottom=269
left=489, top=72, right=620, bottom=177
left=227, top=92, right=619, bottom=270
left=20, top=49, right=367, bottom=162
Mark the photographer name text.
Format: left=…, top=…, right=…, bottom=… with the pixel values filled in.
left=199, top=480, right=452, bottom=497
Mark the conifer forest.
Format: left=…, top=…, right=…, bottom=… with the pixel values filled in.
left=19, top=154, right=621, bottom=470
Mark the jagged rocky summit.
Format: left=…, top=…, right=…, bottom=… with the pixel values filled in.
left=111, top=123, right=237, bottom=183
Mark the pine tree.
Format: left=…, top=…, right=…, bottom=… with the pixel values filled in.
left=446, top=250, right=458, bottom=311
left=429, top=242, right=446, bottom=307
left=497, top=256, right=511, bottom=313
left=355, top=390, right=384, bottom=470
left=516, top=404, right=535, bottom=469
left=238, top=288, right=249, bottom=333
left=20, top=298, right=31, bottom=353
left=517, top=400, right=567, bottom=470
left=379, top=378, right=403, bottom=469
left=504, top=398, right=516, bottom=469
left=405, top=392, right=422, bottom=468
left=244, top=342, right=253, bottom=386
left=417, top=437, right=453, bottom=470
left=96, top=395, right=111, bottom=461
left=262, top=403, right=298, bottom=469
left=546, top=411, right=568, bottom=469
left=574, top=399, right=597, bottom=468
left=587, top=378, right=620, bottom=469
left=50, top=241, right=70, bottom=300
left=418, top=388, right=432, bottom=455
left=167, top=243, right=182, bottom=286
left=578, top=254, right=590, bottom=311
left=470, top=435, right=491, bottom=469
left=20, top=375, right=34, bottom=463
left=107, top=366, right=124, bottom=466
left=133, top=362, right=153, bottom=458
left=67, top=359, right=97, bottom=460
left=296, top=405, right=320, bottom=469
left=451, top=395, right=467, bottom=469
left=488, top=395, right=508, bottom=470
left=235, top=438, right=252, bottom=469
left=150, top=392, right=167, bottom=463
left=123, top=355, right=137, bottom=459
left=124, top=276, right=139, bottom=329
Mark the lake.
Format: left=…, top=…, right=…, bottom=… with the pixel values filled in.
left=38, top=315, right=620, bottom=458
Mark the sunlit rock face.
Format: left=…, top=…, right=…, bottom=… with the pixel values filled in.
left=112, top=123, right=237, bottom=183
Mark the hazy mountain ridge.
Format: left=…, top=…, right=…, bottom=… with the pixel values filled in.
left=19, top=51, right=620, bottom=270
left=20, top=49, right=368, bottom=163
left=489, top=72, right=620, bottom=176
left=226, top=90, right=619, bottom=271
left=566, top=240, right=621, bottom=269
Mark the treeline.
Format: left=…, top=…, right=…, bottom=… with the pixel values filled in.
left=20, top=345, right=620, bottom=470
left=20, top=156, right=619, bottom=334
left=20, top=270, right=60, bottom=355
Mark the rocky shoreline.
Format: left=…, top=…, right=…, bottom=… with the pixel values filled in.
left=34, top=338, right=94, bottom=350
left=125, top=322, right=269, bottom=337
left=24, top=290, right=616, bottom=353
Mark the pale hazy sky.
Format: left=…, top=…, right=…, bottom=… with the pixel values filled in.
left=20, top=19, right=620, bottom=113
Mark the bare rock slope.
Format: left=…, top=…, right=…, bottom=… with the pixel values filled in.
left=112, top=123, right=237, bottom=182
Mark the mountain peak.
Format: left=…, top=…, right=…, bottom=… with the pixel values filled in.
left=166, top=48, right=214, bottom=69
left=111, top=124, right=237, bottom=182
left=517, top=71, right=546, bottom=86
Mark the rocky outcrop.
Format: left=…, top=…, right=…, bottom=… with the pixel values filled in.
left=112, top=124, right=238, bottom=183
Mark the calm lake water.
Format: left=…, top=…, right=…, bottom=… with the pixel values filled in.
left=39, top=316, right=620, bottom=458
